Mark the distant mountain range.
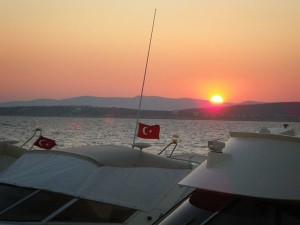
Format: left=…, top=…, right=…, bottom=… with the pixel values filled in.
left=0, top=96, right=237, bottom=111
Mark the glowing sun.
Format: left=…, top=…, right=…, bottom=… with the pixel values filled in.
left=210, top=95, right=224, bottom=104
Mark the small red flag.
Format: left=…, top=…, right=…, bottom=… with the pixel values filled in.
left=34, top=136, right=56, bottom=150
left=137, top=122, right=160, bottom=139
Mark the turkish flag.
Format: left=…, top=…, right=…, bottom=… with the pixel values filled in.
left=34, top=136, right=57, bottom=150
left=137, top=122, right=160, bottom=139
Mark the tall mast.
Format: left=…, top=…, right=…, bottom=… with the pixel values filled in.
left=132, top=9, right=157, bottom=146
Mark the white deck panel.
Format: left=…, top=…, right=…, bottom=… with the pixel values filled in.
left=0, top=150, right=191, bottom=211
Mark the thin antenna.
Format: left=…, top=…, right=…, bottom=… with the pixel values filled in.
left=132, top=9, right=157, bottom=146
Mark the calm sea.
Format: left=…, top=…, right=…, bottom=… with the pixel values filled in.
left=1, top=116, right=300, bottom=155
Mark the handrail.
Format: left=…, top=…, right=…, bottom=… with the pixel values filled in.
left=158, top=141, right=178, bottom=157
left=20, top=127, right=42, bottom=149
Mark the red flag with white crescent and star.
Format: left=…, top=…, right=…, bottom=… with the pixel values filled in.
left=34, top=136, right=57, bottom=150
left=137, top=122, right=160, bottom=139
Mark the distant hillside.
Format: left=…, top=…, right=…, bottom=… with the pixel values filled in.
left=0, top=96, right=234, bottom=111
left=178, top=102, right=300, bottom=121
left=239, top=101, right=265, bottom=105
left=0, top=102, right=299, bottom=121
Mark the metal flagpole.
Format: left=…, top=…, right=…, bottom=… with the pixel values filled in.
left=132, top=9, right=157, bottom=146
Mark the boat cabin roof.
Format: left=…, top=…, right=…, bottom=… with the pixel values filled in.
left=179, top=132, right=300, bottom=201
left=36, top=144, right=192, bottom=169
left=0, top=144, right=193, bottom=212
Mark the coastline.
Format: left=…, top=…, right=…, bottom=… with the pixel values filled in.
left=0, top=103, right=300, bottom=122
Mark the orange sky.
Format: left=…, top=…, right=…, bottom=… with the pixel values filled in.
left=1, top=0, right=300, bottom=103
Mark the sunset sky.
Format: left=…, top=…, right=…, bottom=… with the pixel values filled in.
left=1, top=0, right=300, bottom=104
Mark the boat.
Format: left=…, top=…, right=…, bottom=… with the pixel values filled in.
left=0, top=128, right=42, bottom=173
left=153, top=126, right=300, bottom=224
left=0, top=140, right=207, bottom=225
left=0, top=141, right=24, bottom=172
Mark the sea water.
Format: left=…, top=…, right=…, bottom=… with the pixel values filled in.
left=1, top=116, right=300, bottom=156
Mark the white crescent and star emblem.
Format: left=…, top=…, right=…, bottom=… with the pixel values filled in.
left=142, top=127, right=153, bottom=136
left=39, top=139, right=49, bottom=147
